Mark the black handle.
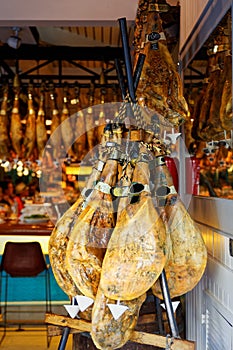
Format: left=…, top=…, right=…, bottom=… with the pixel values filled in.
left=118, top=17, right=136, bottom=103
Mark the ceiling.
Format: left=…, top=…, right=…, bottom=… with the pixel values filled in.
left=0, top=0, right=180, bottom=89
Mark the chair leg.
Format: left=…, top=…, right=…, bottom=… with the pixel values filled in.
left=45, top=269, right=52, bottom=348
left=0, top=272, right=5, bottom=345
left=0, top=273, right=8, bottom=345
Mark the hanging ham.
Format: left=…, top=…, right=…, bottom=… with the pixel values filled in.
left=135, top=2, right=188, bottom=126
left=23, top=84, right=36, bottom=159
left=66, top=126, right=122, bottom=299
left=10, top=75, right=23, bottom=158
left=99, top=144, right=167, bottom=301
left=36, top=85, right=48, bottom=159
left=0, top=85, right=10, bottom=158
left=150, top=139, right=207, bottom=299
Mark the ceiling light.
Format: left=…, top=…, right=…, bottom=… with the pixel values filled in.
left=7, top=27, right=22, bottom=49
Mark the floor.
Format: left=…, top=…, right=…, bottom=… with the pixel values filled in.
left=0, top=326, right=73, bottom=350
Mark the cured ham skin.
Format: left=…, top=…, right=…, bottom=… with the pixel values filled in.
left=100, top=145, right=167, bottom=301
left=66, top=129, right=122, bottom=299
left=151, top=141, right=207, bottom=299
left=91, top=287, right=146, bottom=350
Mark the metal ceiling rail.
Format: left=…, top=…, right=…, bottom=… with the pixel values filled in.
left=0, top=44, right=124, bottom=61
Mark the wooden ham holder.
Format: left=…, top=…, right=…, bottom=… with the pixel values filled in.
left=45, top=313, right=195, bottom=350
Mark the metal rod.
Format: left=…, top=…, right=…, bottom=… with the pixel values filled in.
left=154, top=295, right=165, bottom=335
left=57, top=327, right=71, bottom=350
left=133, top=53, right=146, bottom=92
left=114, top=58, right=127, bottom=100
left=118, top=17, right=136, bottom=103
left=159, top=270, right=180, bottom=338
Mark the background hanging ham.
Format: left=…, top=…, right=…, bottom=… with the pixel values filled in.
left=10, top=75, right=23, bottom=158
left=0, top=85, right=10, bottom=158
left=23, top=84, right=36, bottom=159
left=36, top=85, right=48, bottom=159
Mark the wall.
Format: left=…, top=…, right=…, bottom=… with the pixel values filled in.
left=0, top=0, right=138, bottom=25
left=179, top=0, right=232, bottom=68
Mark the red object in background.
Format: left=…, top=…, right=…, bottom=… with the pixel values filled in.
left=165, top=156, right=179, bottom=192
left=185, top=156, right=200, bottom=195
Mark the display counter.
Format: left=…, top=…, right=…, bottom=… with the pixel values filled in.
left=0, top=220, right=54, bottom=254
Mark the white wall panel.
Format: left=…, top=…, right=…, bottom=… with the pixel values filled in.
left=0, top=0, right=138, bottom=25
left=179, top=0, right=232, bottom=68
left=179, top=0, right=209, bottom=51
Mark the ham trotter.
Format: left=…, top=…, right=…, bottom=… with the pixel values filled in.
left=100, top=144, right=167, bottom=301
left=151, top=140, right=207, bottom=299
left=66, top=125, right=122, bottom=299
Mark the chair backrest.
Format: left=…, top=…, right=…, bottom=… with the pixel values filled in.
left=1, top=241, right=47, bottom=277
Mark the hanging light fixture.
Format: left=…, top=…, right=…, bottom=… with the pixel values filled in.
left=7, top=27, right=22, bottom=49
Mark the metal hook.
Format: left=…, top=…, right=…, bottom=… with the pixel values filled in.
left=165, top=334, right=174, bottom=350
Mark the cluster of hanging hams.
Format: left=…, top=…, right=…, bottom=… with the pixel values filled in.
left=49, top=2, right=207, bottom=349
left=49, top=123, right=207, bottom=349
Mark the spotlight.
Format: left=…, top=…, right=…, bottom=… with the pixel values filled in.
left=7, top=27, right=21, bottom=49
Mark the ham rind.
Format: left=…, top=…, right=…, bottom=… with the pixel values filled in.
left=91, top=287, right=146, bottom=350
left=100, top=145, right=167, bottom=301
left=151, top=141, right=207, bottom=299
left=49, top=132, right=111, bottom=297
left=66, top=128, right=122, bottom=299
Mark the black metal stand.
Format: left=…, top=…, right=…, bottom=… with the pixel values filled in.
left=58, top=326, right=71, bottom=350
left=159, top=270, right=180, bottom=338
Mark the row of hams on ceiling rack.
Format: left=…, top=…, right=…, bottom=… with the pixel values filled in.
left=0, top=72, right=122, bottom=167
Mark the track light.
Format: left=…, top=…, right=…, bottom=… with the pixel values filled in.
left=7, top=27, right=22, bottom=49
